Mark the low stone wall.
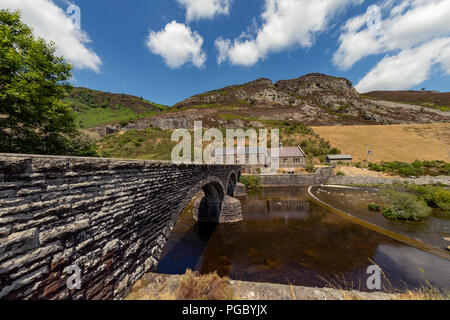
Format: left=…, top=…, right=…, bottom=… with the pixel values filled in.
left=327, top=175, right=450, bottom=186
left=0, top=154, right=240, bottom=300
left=126, top=272, right=397, bottom=300
left=258, top=167, right=334, bottom=186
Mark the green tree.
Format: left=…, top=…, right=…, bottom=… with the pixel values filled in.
left=0, top=10, right=97, bottom=156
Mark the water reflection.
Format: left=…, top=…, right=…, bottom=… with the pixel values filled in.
left=157, top=187, right=450, bottom=292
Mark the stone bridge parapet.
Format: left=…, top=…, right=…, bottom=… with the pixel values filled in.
left=0, top=154, right=241, bottom=300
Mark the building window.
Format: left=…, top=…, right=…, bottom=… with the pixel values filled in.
left=294, top=158, right=300, bottom=163
left=283, top=159, right=288, bottom=164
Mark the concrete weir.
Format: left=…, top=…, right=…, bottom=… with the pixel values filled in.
left=0, top=154, right=242, bottom=300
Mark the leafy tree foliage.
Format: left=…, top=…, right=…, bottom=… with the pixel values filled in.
left=0, top=10, right=97, bottom=156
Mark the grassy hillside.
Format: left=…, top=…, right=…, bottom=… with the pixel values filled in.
left=362, top=91, right=450, bottom=112
left=96, top=120, right=340, bottom=162
left=97, top=128, right=176, bottom=160
left=312, top=123, right=450, bottom=163
left=65, top=87, right=168, bottom=129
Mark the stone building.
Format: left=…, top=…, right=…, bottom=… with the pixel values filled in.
left=213, top=147, right=270, bottom=166
left=271, top=146, right=307, bottom=168
left=325, top=154, right=353, bottom=164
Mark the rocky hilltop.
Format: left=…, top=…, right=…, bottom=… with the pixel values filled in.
left=78, top=73, right=450, bottom=136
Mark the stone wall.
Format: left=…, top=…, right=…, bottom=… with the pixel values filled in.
left=258, top=167, right=334, bottom=186
left=0, top=154, right=240, bottom=300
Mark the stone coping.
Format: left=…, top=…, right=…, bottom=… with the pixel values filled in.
left=125, top=272, right=397, bottom=301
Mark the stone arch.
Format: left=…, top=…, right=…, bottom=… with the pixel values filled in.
left=168, top=176, right=227, bottom=227
left=196, top=181, right=225, bottom=222
left=227, top=171, right=238, bottom=197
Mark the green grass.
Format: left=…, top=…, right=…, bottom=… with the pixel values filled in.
left=97, top=128, right=176, bottom=160
left=76, top=105, right=162, bottom=129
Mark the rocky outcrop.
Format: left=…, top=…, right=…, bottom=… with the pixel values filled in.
left=275, top=73, right=359, bottom=99
left=87, top=73, right=450, bottom=136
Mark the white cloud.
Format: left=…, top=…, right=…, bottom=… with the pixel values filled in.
left=334, top=0, right=450, bottom=71
left=0, top=0, right=102, bottom=72
left=146, top=21, right=206, bottom=69
left=355, top=37, right=450, bottom=92
left=176, top=0, right=232, bottom=22
left=215, top=0, right=362, bottom=67
left=334, top=0, right=450, bottom=92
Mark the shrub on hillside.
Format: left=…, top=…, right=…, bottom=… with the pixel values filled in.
left=368, top=161, right=449, bottom=177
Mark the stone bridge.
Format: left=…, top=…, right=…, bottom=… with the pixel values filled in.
left=0, top=154, right=242, bottom=300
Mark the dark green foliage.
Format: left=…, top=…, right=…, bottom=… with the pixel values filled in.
left=406, top=185, right=450, bottom=213
left=368, top=160, right=449, bottom=177
left=368, top=204, right=380, bottom=212
left=239, top=175, right=263, bottom=191
left=379, top=189, right=432, bottom=221
left=0, top=10, right=96, bottom=156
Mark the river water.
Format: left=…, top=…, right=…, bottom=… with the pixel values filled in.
left=157, top=187, right=449, bottom=293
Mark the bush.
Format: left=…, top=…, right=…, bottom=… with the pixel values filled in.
left=239, top=175, right=263, bottom=190
left=175, top=269, right=233, bottom=300
left=368, top=204, right=381, bottom=212
left=336, top=171, right=345, bottom=176
left=407, top=185, right=450, bottom=213
left=368, top=161, right=449, bottom=177
left=380, top=190, right=432, bottom=221
left=305, top=164, right=315, bottom=173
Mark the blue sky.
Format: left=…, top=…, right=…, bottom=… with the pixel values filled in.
left=2, top=0, right=450, bottom=106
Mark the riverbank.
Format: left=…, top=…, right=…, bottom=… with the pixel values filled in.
left=125, top=272, right=397, bottom=300
left=308, top=186, right=450, bottom=261
left=327, top=174, right=449, bottom=186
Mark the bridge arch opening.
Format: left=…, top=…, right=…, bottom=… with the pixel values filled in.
left=227, top=171, right=238, bottom=197
left=196, top=181, right=225, bottom=222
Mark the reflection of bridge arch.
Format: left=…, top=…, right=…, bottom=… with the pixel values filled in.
left=243, top=200, right=311, bottom=220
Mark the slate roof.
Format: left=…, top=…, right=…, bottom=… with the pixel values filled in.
left=278, top=147, right=306, bottom=158
left=326, top=154, right=353, bottom=160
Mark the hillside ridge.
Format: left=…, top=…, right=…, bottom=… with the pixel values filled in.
left=66, top=73, right=450, bottom=136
